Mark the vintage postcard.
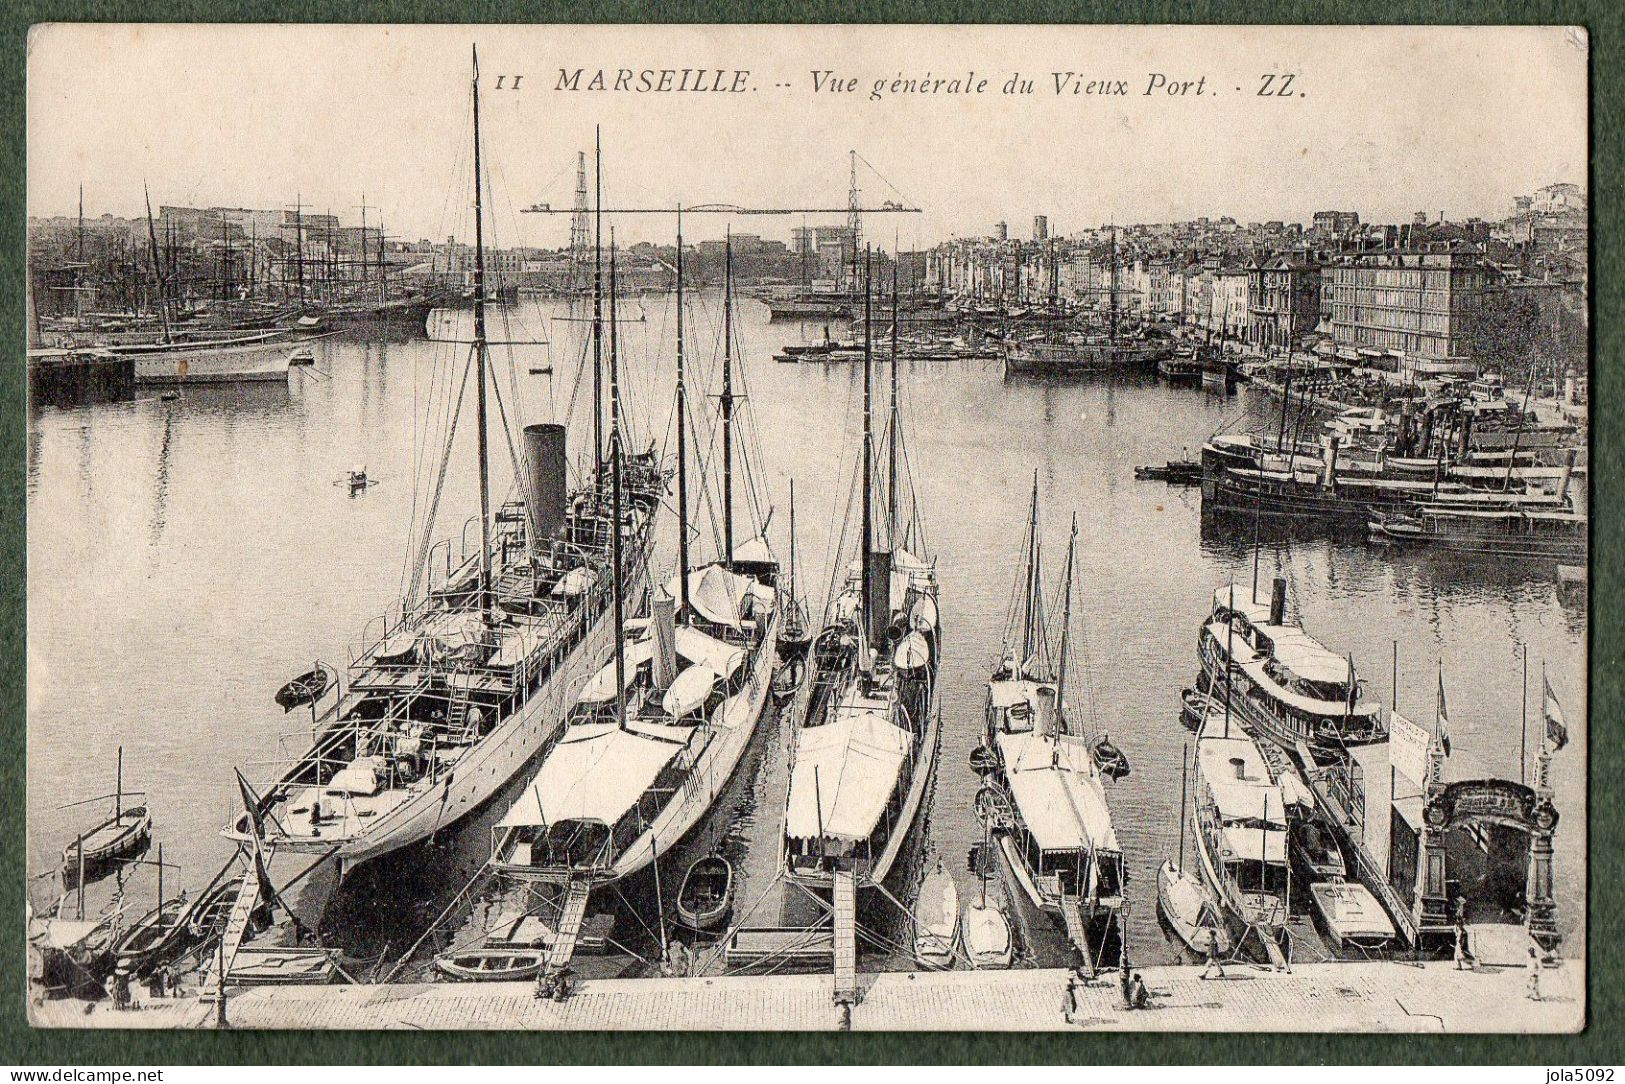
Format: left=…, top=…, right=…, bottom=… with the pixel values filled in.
left=25, top=23, right=1588, bottom=1032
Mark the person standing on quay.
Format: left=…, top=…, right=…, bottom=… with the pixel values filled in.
left=1200, top=926, right=1225, bottom=980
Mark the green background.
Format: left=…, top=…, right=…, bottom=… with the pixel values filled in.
left=2, top=3, right=1615, bottom=1064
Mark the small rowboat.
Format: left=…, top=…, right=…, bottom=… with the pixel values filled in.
left=61, top=805, right=151, bottom=885
left=434, top=947, right=545, bottom=982
left=182, top=879, right=245, bottom=940
left=274, top=666, right=332, bottom=712
left=960, top=900, right=1013, bottom=969
left=967, top=745, right=998, bottom=774
left=676, top=854, right=735, bottom=932
left=1156, top=860, right=1232, bottom=957
left=1292, top=814, right=1348, bottom=881
left=973, top=786, right=1015, bottom=831
left=1091, top=735, right=1131, bottom=780
left=1181, top=687, right=1220, bottom=729
left=112, top=896, right=193, bottom=977
left=912, top=861, right=960, bottom=969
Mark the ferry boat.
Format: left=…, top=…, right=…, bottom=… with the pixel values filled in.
left=224, top=52, right=661, bottom=873
left=1369, top=502, right=1586, bottom=562
left=1191, top=714, right=1290, bottom=952
left=784, top=250, right=942, bottom=892
left=1198, top=581, right=1386, bottom=762
left=489, top=232, right=781, bottom=891
left=980, top=485, right=1124, bottom=960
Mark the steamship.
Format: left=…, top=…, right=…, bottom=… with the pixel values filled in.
left=223, top=52, right=662, bottom=873
left=1197, top=581, right=1386, bottom=764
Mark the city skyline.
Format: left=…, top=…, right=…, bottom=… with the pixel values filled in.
left=27, top=24, right=1587, bottom=250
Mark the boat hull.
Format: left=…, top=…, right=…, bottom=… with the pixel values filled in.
left=132, top=339, right=300, bottom=384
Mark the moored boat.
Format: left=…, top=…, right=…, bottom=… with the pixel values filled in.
left=112, top=895, right=192, bottom=977
left=912, top=861, right=960, bottom=968
left=982, top=484, right=1124, bottom=962
left=1156, top=859, right=1231, bottom=957
left=1191, top=714, right=1290, bottom=954
left=434, top=947, right=545, bottom=982
left=676, top=853, right=735, bottom=932
left=784, top=251, right=942, bottom=893
left=1199, top=580, right=1386, bottom=762
left=1308, top=881, right=1396, bottom=949
left=960, top=900, right=1013, bottom=969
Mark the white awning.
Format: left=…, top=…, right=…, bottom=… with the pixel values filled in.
left=997, top=731, right=1120, bottom=853
left=579, top=640, right=655, bottom=703
left=785, top=711, right=910, bottom=841
left=1211, top=584, right=1271, bottom=624
left=988, top=678, right=1049, bottom=710
left=1206, top=781, right=1289, bottom=825
left=498, top=723, right=687, bottom=828
left=1221, top=826, right=1288, bottom=864
left=578, top=626, right=742, bottom=704
left=1267, top=627, right=1351, bottom=685
left=668, top=564, right=757, bottom=629
left=732, top=535, right=777, bottom=566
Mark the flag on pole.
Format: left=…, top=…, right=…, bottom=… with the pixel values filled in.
left=1543, top=676, right=1569, bottom=752
left=1436, top=669, right=1452, bottom=756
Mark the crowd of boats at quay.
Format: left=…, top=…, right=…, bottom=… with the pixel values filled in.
left=30, top=57, right=1578, bottom=1010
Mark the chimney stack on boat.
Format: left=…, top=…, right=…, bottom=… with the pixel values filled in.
left=653, top=584, right=678, bottom=689
left=1034, top=685, right=1059, bottom=739
left=1320, top=435, right=1339, bottom=490
left=1269, top=577, right=1288, bottom=627
left=866, top=548, right=892, bottom=649
left=522, top=422, right=568, bottom=553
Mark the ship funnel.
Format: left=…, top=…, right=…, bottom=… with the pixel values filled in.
left=1320, top=435, right=1338, bottom=489
left=1269, top=577, right=1288, bottom=626
left=522, top=423, right=567, bottom=552
left=866, top=548, right=893, bottom=650
left=1034, top=686, right=1059, bottom=739
left=652, top=583, right=678, bottom=690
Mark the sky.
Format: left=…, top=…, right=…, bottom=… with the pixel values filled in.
left=27, top=23, right=1589, bottom=250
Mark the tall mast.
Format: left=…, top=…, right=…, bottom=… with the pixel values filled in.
left=675, top=210, right=691, bottom=620
left=787, top=477, right=798, bottom=614
left=142, top=184, right=171, bottom=343
left=592, top=127, right=604, bottom=477
left=722, top=230, right=736, bottom=565
left=294, top=194, right=305, bottom=302
left=611, top=441, right=627, bottom=730
left=888, top=254, right=900, bottom=546
left=860, top=245, right=874, bottom=646
left=609, top=233, right=620, bottom=447
left=1055, top=513, right=1078, bottom=736
left=1108, top=225, right=1118, bottom=340
left=470, top=45, right=493, bottom=614
left=1021, top=470, right=1040, bottom=666
left=846, top=150, right=861, bottom=295
left=220, top=215, right=231, bottom=301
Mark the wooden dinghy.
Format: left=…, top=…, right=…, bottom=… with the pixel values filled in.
left=112, top=896, right=192, bottom=976
left=274, top=666, right=332, bottom=712
left=61, top=805, right=151, bottom=885
left=1156, top=859, right=1232, bottom=957
left=960, top=900, right=1013, bottom=969
left=1091, top=735, right=1131, bottom=781
left=433, top=947, right=546, bottom=982
left=182, top=878, right=246, bottom=940
left=972, top=785, right=1015, bottom=831
left=912, top=861, right=960, bottom=969
left=676, top=854, right=735, bottom=932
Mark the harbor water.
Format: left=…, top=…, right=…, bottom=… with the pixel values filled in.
left=27, top=294, right=1587, bottom=970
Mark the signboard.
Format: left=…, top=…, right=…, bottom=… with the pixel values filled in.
left=1390, top=710, right=1430, bottom=786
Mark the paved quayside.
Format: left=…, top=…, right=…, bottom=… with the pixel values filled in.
left=34, top=959, right=1583, bottom=1032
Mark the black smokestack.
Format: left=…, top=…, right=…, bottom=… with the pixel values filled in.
left=522, top=423, right=568, bottom=552
left=1269, top=577, right=1288, bottom=626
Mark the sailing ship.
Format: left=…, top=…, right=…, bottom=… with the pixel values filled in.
left=1003, top=228, right=1170, bottom=376
left=224, top=52, right=662, bottom=872
left=783, top=248, right=943, bottom=891
left=489, top=229, right=781, bottom=891
left=1190, top=713, right=1290, bottom=953
left=979, top=484, right=1124, bottom=960
left=1198, top=581, right=1386, bottom=761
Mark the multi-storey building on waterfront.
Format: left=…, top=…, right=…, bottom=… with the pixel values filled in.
left=1323, top=248, right=1491, bottom=377
left=1246, top=254, right=1321, bottom=352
